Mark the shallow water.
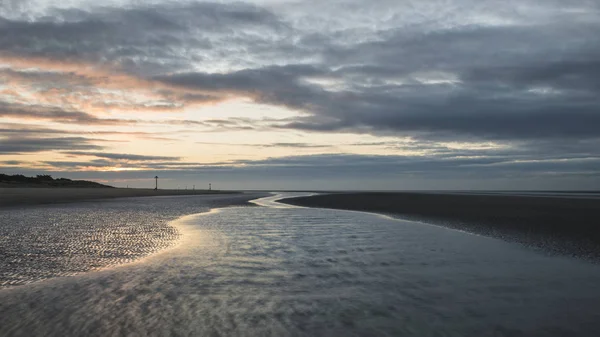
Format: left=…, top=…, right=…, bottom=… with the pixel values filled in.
left=0, top=193, right=265, bottom=287
left=1, top=193, right=600, bottom=336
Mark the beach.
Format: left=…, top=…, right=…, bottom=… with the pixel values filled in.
left=280, top=192, right=600, bottom=260
left=3, top=193, right=600, bottom=336
left=0, top=187, right=238, bottom=208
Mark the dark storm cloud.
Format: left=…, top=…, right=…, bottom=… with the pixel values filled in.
left=275, top=93, right=600, bottom=140
left=154, top=11, right=600, bottom=142
left=158, top=63, right=600, bottom=141
left=311, top=21, right=600, bottom=140
left=156, top=64, right=323, bottom=112
left=0, top=136, right=103, bottom=153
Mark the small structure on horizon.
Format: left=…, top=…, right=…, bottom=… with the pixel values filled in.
left=154, top=176, right=158, bottom=190
left=209, top=183, right=212, bottom=191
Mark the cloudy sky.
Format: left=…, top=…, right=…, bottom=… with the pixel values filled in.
left=1, top=0, right=599, bottom=190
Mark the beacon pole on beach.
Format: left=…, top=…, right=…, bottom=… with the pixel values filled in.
left=209, top=183, right=212, bottom=191
left=154, top=176, right=158, bottom=190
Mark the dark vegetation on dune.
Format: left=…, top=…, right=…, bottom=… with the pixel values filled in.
left=0, top=173, right=113, bottom=188
left=281, top=192, right=600, bottom=261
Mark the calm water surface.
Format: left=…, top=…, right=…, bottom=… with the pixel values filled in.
left=1, top=193, right=600, bottom=336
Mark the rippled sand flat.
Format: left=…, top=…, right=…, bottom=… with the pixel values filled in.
left=0, top=193, right=266, bottom=287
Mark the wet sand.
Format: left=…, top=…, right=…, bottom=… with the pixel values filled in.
left=0, top=188, right=238, bottom=208
left=280, top=192, right=600, bottom=260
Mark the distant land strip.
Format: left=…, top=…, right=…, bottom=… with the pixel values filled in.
left=0, top=173, right=112, bottom=188
left=280, top=192, right=600, bottom=262
left=0, top=187, right=239, bottom=208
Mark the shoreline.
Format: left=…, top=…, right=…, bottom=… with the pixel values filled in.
left=279, top=192, right=600, bottom=261
left=0, top=187, right=240, bottom=208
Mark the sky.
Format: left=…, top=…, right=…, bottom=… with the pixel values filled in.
left=1, top=0, right=599, bottom=190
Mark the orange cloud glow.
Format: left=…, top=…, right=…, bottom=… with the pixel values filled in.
left=0, top=55, right=237, bottom=118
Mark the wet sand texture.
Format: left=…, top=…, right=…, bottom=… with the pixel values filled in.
left=0, top=188, right=238, bottom=208
left=280, top=192, right=600, bottom=260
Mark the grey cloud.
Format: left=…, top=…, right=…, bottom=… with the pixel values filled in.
left=195, top=141, right=330, bottom=149
left=276, top=93, right=600, bottom=139
left=43, top=160, right=113, bottom=168
left=157, top=119, right=257, bottom=132
left=0, top=2, right=288, bottom=74
left=2, top=0, right=600, bottom=187
left=0, top=136, right=104, bottom=153
left=462, top=58, right=600, bottom=93
left=268, top=143, right=330, bottom=148
left=0, top=68, right=94, bottom=86
left=155, top=65, right=331, bottom=122
left=63, top=151, right=181, bottom=161
left=0, top=160, right=22, bottom=165
left=266, top=20, right=600, bottom=141
left=155, top=36, right=600, bottom=141
left=166, top=116, right=289, bottom=132
left=0, top=124, right=180, bottom=142
left=0, top=102, right=134, bottom=125
left=0, top=124, right=68, bottom=135
left=156, top=64, right=321, bottom=96
left=7, top=1, right=597, bottom=143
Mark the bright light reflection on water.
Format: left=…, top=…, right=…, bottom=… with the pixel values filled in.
left=1, top=193, right=600, bottom=336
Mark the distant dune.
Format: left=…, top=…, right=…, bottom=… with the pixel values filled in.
left=0, top=188, right=239, bottom=208
left=0, top=174, right=112, bottom=188
left=280, top=192, right=600, bottom=261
